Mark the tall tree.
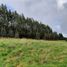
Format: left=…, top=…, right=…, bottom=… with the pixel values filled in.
left=0, top=4, right=64, bottom=40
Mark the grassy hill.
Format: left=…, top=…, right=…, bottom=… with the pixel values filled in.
left=0, top=38, right=67, bottom=67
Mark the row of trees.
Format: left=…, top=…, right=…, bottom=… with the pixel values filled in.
left=0, top=4, right=64, bottom=40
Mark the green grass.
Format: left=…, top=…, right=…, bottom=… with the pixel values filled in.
left=0, top=38, right=67, bottom=67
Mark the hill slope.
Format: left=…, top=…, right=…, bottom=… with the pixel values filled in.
left=0, top=38, right=67, bottom=67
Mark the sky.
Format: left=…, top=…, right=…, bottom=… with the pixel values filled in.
left=0, top=0, right=67, bottom=37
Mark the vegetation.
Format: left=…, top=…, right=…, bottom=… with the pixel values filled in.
left=0, top=38, right=67, bottom=67
left=0, top=4, right=64, bottom=40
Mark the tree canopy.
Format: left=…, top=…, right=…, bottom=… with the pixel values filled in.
left=0, top=4, right=64, bottom=40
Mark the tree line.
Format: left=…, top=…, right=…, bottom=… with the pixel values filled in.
left=0, top=4, right=64, bottom=40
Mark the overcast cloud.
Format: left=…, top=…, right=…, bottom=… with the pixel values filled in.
left=0, top=0, right=67, bottom=37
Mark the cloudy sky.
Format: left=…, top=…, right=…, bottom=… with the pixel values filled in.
left=0, top=0, right=67, bottom=37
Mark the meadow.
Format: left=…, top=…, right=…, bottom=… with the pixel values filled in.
left=0, top=38, right=67, bottom=67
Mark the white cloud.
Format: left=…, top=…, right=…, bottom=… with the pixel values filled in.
left=57, top=0, right=67, bottom=9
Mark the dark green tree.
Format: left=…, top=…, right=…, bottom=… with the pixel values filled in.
left=0, top=4, right=65, bottom=40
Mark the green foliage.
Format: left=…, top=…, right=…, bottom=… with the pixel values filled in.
left=0, top=4, right=64, bottom=40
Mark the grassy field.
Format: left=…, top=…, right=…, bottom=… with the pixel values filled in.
left=0, top=38, right=67, bottom=67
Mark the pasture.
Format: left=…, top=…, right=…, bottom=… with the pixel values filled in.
left=0, top=38, right=67, bottom=67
